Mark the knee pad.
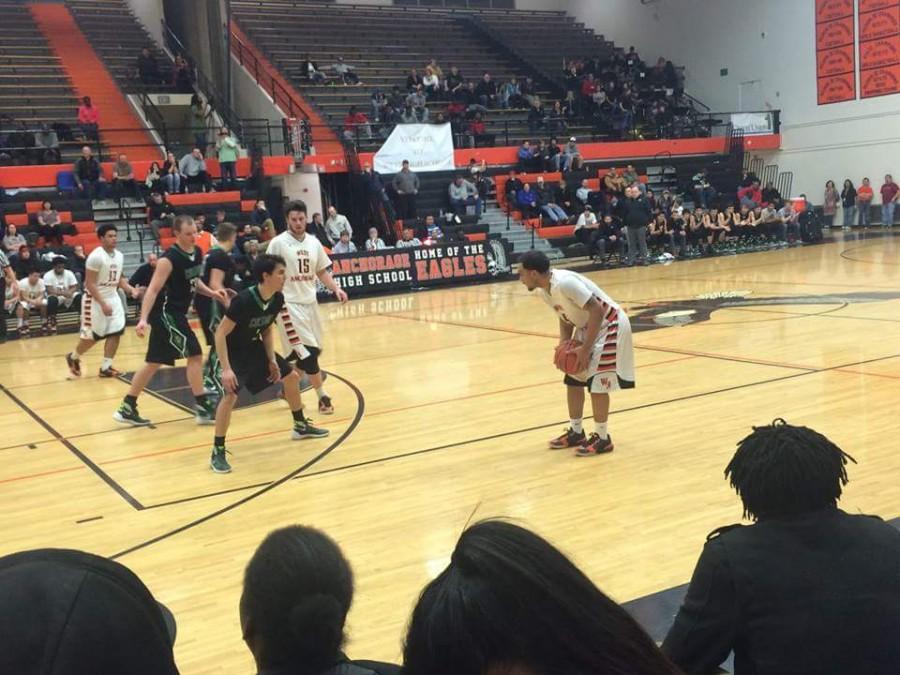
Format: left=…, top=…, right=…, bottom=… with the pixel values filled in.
left=291, top=346, right=321, bottom=375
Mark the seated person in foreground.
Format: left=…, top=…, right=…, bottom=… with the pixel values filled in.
left=662, top=419, right=900, bottom=675
left=241, top=525, right=399, bottom=675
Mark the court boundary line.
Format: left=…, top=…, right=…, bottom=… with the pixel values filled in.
left=0, top=384, right=145, bottom=510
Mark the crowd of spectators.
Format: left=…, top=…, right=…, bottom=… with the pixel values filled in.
left=1, top=420, right=897, bottom=674
left=830, top=174, right=899, bottom=228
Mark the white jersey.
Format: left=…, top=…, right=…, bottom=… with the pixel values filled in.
left=540, top=268, right=623, bottom=330
left=85, top=247, right=124, bottom=300
left=266, top=231, right=331, bottom=305
left=43, top=269, right=77, bottom=295
left=19, top=278, right=46, bottom=303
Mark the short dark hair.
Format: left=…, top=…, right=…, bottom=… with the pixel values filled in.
left=97, top=223, right=118, bottom=238
left=284, top=199, right=307, bottom=218
left=518, top=249, right=551, bottom=274
left=403, top=520, right=680, bottom=675
left=172, top=215, right=194, bottom=233
left=253, top=254, right=286, bottom=282
left=240, top=526, right=352, bottom=670
left=216, top=222, right=237, bottom=242
left=725, top=419, right=857, bottom=520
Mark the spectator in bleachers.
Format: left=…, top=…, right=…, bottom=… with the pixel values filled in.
left=622, top=163, right=643, bottom=194
left=34, top=124, right=61, bottom=164
left=823, top=180, right=839, bottom=228
left=37, top=201, right=63, bottom=245
left=738, top=180, right=762, bottom=209
left=216, top=128, right=239, bottom=189
left=760, top=204, right=786, bottom=242
left=73, top=146, right=108, bottom=199
left=406, top=86, right=429, bottom=122
left=0, top=548, right=179, bottom=674
left=575, top=178, right=592, bottom=210
left=147, top=192, right=175, bottom=242
left=778, top=201, right=800, bottom=242
left=535, top=177, right=568, bottom=224
left=546, top=100, right=567, bottom=134
left=761, top=180, right=782, bottom=208
left=300, top=55, right=328, bottom=84
left=403, top=520, right=679, bottom=675
left=77, top=96, right=100, bottom=143
left=43, top=256, right=79, bottom=329
left=527, top=99, right=546, bottom=134
left=475, top=72, right=498, bottom=109
left=309, top=212, right=326, bottom=244
left=191, top=94, right=212, bottom=153
left=331, top=57, right=360, bottom=85
left=424, top=214, right=444, bottom=241
left=499, top=76, right=523, bottom=109
left=449, top=175, right=483, bottom=219
left=662, top=419, right=900, bottom=675
left=144, top=161, right=163, bottom=195
left=880, top=174, right=898, bottom=226
left=161, top=151, right=182, bottom=195
left=596, top=213, right=626, bottom=260
left=393, top=160, right=419, bottom=220
left=400, top=105, right=418, bottom=125
left=240, top=526, right=399, bottom=675
left=172, top=54, right=194, bottom=92
left=112, top=154, right=141, bottom=204
left=542, top=136, right=561, bottom=172
left=179, top=148, right=213, bottom=193
left=857, top=177, right=874, bottom=226
left=324, top=206, right=352, bottom=247
left=16, top=268, right=56, bottom=337
left=504, top=169, right=523, bottom=203
left=12, top=244, right=36, bottom=279
left=422, top=67, right=441, bottom=99
left=426, top=58, right=443, bottom=82
left=575, top=204, right=599, bottom=250
left=137, top=47, right=161, bottom=85
left=688, top=169, right=714, bottom=208
left=395, top=226, right=421, bottom=248
left=69, top=244, right=86, bottom=282
left=841, top=179, right=857, bottom=228
left=3, top=224, right=26, bottom=253
left=468, top=112, right=493, bottom=148
left=405, top=68, right=423, bottom=92
left=342, top=107, right=372, bottom=142
left=560, top=137, right=581, bottom=173
left=195, top=212, right=212, bottom=234
left=516, top=140, right=535, bottom=172
left=129, top=252, right=158, bottom=291
left=370, top=89, right=387, bottom=122
left=366, top=227, right=387, bottom=251
left=445, top=65, right=464, bottom=96
left=250, top=199, right=275, bottom=241
left=516, top=183, right=540, bottom=220
left=332, top=230, right=356, bottom=254
left=555, top=177, right=576, bottom=216
left=622, top=185, right=651, bottom=265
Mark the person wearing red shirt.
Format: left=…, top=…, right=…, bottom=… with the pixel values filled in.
left=342, top=106, right=371, bottom=142
left=77, top=96, right=100, bottom=143
left=857, top=177, right=875, bottom=227
left=738, top=181, right=763, bottom=208
left=880, top=174, right=899, bottom=227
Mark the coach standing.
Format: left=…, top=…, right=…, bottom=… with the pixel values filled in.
left=392, top=159, right=420, bottom=220
left=622, top=185, right=651, bottom=265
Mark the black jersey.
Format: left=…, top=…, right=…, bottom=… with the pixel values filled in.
left=224, top=286, right=284, bottom=352
left=194, top=246, right=236, bottom=319
left=152, top=244, right=203, bottom=318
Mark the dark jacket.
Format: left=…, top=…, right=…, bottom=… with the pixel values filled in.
left=74, top=156, right=102, bottom=183
left=621, top=195, right=652, bottom=228
left=662, top=507, right=900, bottom=675
left=258, top=653, right=400, bottom=675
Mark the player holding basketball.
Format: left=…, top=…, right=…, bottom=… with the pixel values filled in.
left=209, top=254, right=329, bottom=473
left=113, top=215, right=227, bottom=426
left=518, top=250, right=635, bottom=456
left=66, top=224, right=140, bottom=378
left=266, top=200, right=348, bottom=415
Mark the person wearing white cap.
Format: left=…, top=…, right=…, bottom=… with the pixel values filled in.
left=561, top=137, right=582, bottom=172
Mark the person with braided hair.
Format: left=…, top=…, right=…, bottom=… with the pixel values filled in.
left=240, top=525, right=400, bottom=675
left=662, top=419, right=900, bottom=675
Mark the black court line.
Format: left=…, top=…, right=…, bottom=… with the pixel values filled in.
left=0, top=384, right=145, bottom=511
left=75, top=516, right=104, bottom=524
left=110, top=370, right=365, bottom=560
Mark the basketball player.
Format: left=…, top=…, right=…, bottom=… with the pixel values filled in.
left=266, top=200, right=348, bottom=415
left=518, top=250, right=635, bottom=456
left=209, top=254, right=329, bottom=473
left=66, top=224, right=139, bottom=378
left=195, top=221, right=238, bottom=396
left=113, top=215, right=227, bottom=426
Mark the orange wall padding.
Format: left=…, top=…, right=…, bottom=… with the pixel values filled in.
left=229, top=21, right=343, bottom=155
left=28, top=3, right=158, bottom=161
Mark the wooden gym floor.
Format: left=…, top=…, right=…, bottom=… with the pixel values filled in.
left=2, top=232, right=900, bottom=673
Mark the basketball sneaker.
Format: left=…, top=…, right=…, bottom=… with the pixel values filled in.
left=548, top=427, right=587, bottom=450
left=98, top=366, right=122, bottom=378
left=210, top=446, right=232, bottom=474
left=66, top=353, right=82, bottom=378
left=195, top=399, right=216, bottom=426
left=292, top=420, right=330, bottom=440
left=318, top=395, right=334, bottom=415
left=113, top=401, right=151, bottom=426
left=575, top=434, right=614, bottom=457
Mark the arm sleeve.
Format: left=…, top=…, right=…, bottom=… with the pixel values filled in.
left=661, top=538, right=739, bottom=675
left=558, top=276, right=593, bottom=309
left=224, top=293, right=245, bottom=323
left=85, top=249, right=103, bottom=273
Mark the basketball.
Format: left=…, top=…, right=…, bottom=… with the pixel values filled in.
left=554, top=339, right=584, bottom=374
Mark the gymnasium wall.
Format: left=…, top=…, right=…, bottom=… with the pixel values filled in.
left=126, top=0, right=165, bottom=48
left=556, top=0, right=900, bottom=200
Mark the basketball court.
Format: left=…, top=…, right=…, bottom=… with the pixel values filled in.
left=2, top=233, right=900, bottom=673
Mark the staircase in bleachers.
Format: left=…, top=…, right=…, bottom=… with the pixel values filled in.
left=0, top=2, right=83, bottom=164
left=65, top=0, right=178, bottom=94
left=229, top=0, right=597, bottom=151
